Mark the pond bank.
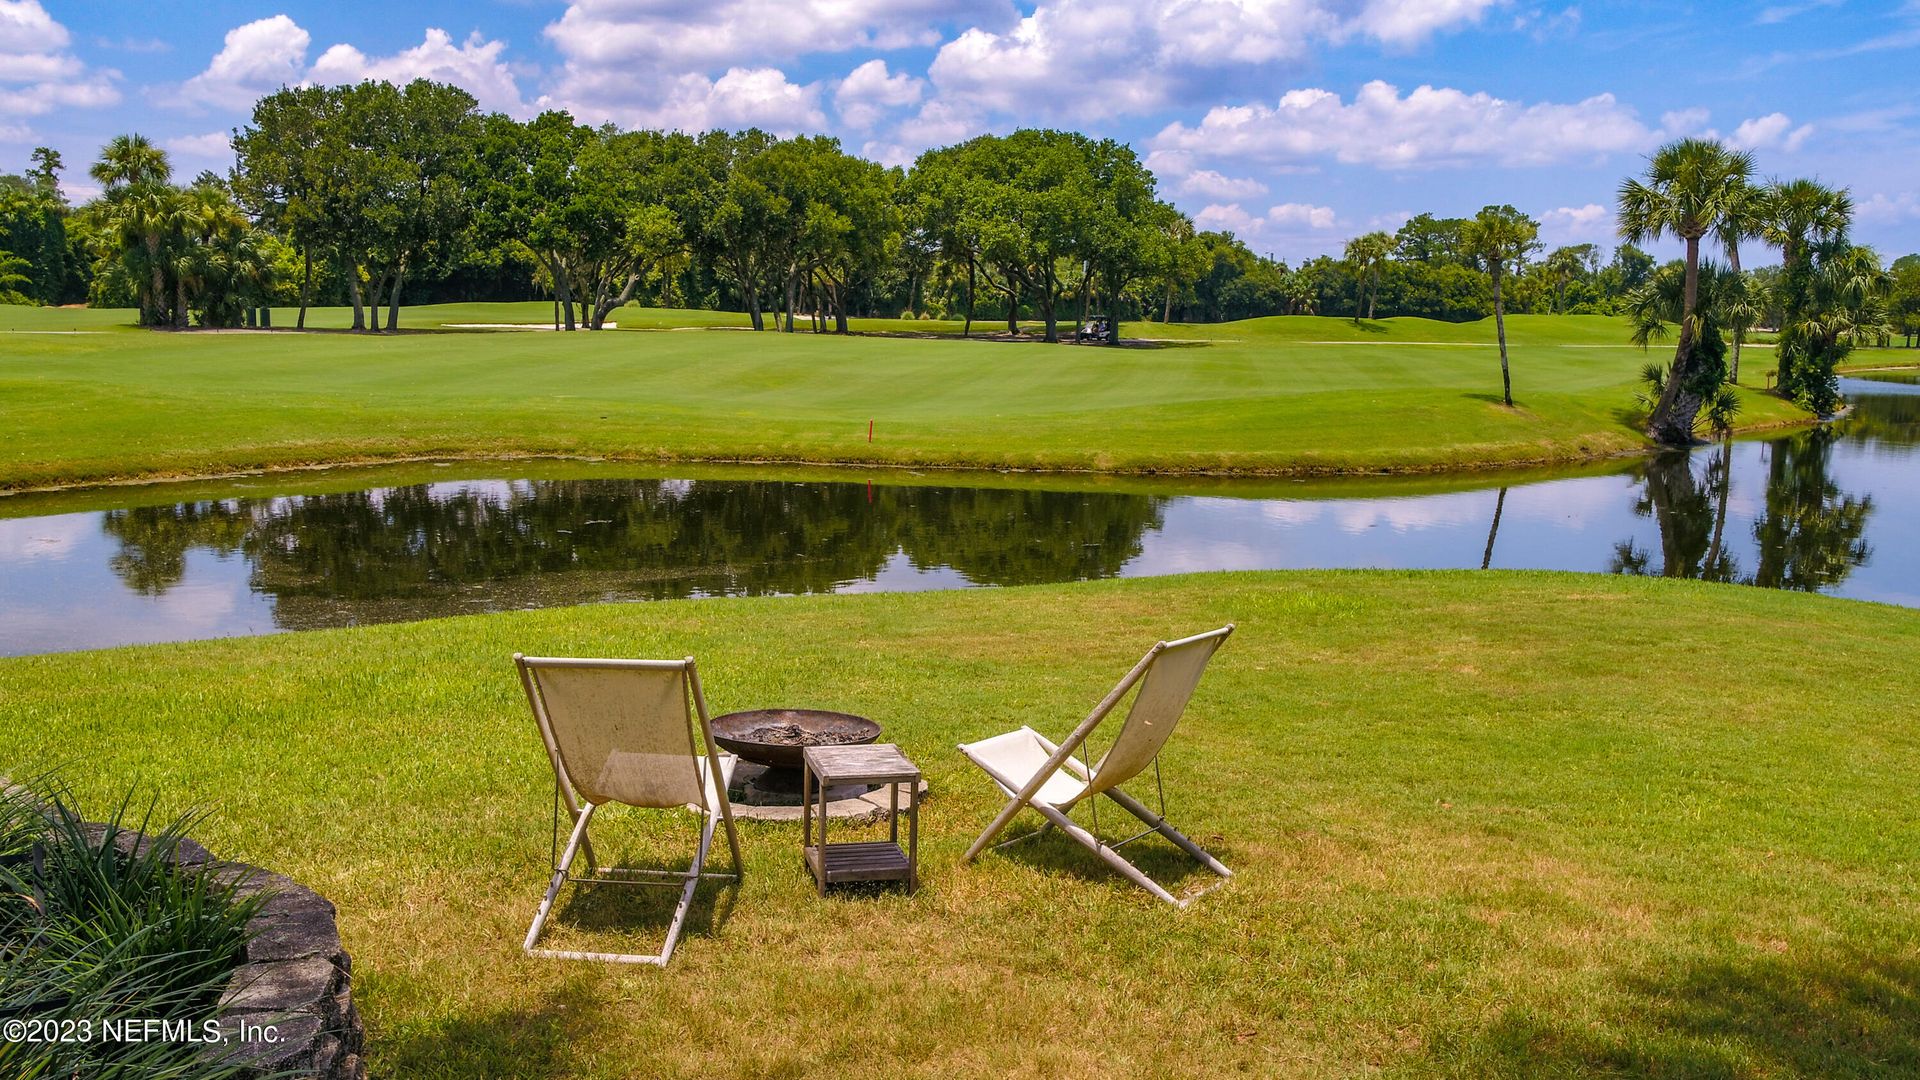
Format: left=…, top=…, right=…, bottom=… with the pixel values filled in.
left=3, top=375, right=1908, bottom=655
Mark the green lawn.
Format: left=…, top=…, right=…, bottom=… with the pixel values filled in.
left=0, top=304, right=1814, bottom=491
left=1, top=572, right=1915, bottom=1077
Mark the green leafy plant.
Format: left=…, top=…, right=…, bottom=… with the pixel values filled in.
left=0, top=781, right=264, bottom=1079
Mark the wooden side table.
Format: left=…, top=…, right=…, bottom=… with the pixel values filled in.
left=801, top=743, right=920, bottom=894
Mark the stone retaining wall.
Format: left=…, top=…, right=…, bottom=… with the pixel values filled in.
left=82, top=823, right=367, bottom=1078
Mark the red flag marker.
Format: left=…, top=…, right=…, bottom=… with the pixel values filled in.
left=868, top=419, right=874, bottom=443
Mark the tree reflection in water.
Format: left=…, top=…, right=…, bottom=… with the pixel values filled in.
left=1749, top=432, right=1872, bottom=591
left=96, top=479, right=1168, bottom=630
left=1613, top=424, right=1873, bottom=591
left=87, top=379, right=1909, bottom=638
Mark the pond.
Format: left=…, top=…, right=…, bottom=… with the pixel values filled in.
left=2, top=374, right=1916, bottom=655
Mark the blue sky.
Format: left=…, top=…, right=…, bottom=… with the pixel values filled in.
left=4, top=0, right=1917, bottom=263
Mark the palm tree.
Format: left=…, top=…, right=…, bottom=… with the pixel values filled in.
left=1617, top=138, right=1756, bottom=444
left=110, top=184, right=189, bottom=326
left=1343, top=231, right=1393, bottom=322
left=1776, top=242, right=1891, bottom=412
left=1544, top=245, right=1589, bottom=313
left=1624, top=260, right=1747, bottom=349
left=1762, top=179, right=1854, bottom=396
left=178, top=184, right=273, bottom=327
left=1282, top=269, right=1317, bottom=315
left=1713, top=180, right=1766, bottom=383
left=91, top=135, right=181, bottom=326
left=1762, top=178, right=1851, bottom=270
left=1463, top=205, right=1540, bottom=408
left=88, top=134, right=171, bottom=191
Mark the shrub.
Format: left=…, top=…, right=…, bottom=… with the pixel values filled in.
left=0, top=781, right=263, bottom=1079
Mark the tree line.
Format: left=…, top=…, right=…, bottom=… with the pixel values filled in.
left=3, top=78, right=1918, bottom=354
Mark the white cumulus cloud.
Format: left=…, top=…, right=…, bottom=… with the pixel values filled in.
left=0, top=0, right=120, bottom=121
left=834, top=59, right=923, bottom=130
left=175, top=17, right=528, bottom=116
left=1194, top=201, right=1339, bottom=251
left=1147, top=148, right=1276, bottom=200
left=165, top=131, right=234, bottom=161
left=1855, top=191, right=1920, bottom=224
left=542, top=0, right=1001, bottom=126
left=603, top=67, right=825, bottom=134
left=1729, top=111, right=1814, bottom=152
left=921, top=0, right=1497, bottom=123
left=176, top=15, right=309, bottom=110
left=1540, top=203, right=1612, bottom=246
left=1177, top=169, right=1271, bottom=200
left=308, top=29, right=528, bottom=115
left=1153, top=80, right=1664, bottom=169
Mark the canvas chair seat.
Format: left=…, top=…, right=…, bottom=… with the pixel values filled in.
left=961, top=727, right=1090, bottom=808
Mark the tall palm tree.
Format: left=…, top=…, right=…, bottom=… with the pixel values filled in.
left=1713, top=179, right=1766, bottom=383
left=111, top=184, right=189, bottom=326
left=88, top=134, right=171, bottom=191
left=1777, top=242, right=1891, bottom=412
left=1463, top=204, right=1540, bottom=408
left=91, top=135, right=181, bottom=326
left=1282, top=269, right=1317, bottom=315
left=1626, top=261, right=1747, bottom=442
left=1343, top=231, right=1393, bottom=322
left=1762, top=179, right=1853, bottom=394
left=1762, top=179, right=1851, bottom=269
left=1617, top=138, right=1756, bottom=444
left=178, top=184, right=273, bottom=327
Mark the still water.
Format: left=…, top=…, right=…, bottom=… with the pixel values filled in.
left=2, top=375, right=1915, bottom=655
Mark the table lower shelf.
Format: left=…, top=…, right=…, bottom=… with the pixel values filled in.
left=805, top=841, right=911, bottom=884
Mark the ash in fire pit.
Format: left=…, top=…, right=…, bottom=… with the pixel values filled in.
left=742, top=721, right=870, bottom=747
left=711, top=708, right=883, bottom=805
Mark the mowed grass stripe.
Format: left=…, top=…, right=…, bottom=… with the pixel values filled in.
left=2, top=305, right=1816, bottom=489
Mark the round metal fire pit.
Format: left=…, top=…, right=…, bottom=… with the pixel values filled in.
left=710, top=708, right=881, bottom=771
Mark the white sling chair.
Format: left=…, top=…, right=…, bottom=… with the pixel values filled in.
left=959, top=626, right=1235, bottom=907
left=515, top=654, right=743, bottom=965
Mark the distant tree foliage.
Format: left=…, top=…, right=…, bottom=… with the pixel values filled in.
left=3, top=79, right=1898, bottom=346
left=1892, top=254, right=1920, bottom=348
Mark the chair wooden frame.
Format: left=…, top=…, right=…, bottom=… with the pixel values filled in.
left=515, top=654, right=743, bottom=966
left=959, top=626, right=1235, bottom=908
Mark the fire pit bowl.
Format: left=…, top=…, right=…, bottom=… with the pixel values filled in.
left=710, top=708, right=882, bottom=771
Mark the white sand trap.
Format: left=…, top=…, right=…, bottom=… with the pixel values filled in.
left=442, top=322, right=619, bottom=330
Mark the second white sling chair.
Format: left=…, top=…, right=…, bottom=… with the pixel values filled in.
left=515, top=654, right=743, bottom=966
left=958, top=625, right=1235, bottom=907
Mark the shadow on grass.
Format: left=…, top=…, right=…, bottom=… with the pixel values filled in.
left=1416, top=948, right=1920, bottom=1077
left=1464, top=392, right=1520, bottom=408
left=544, top=860, right=740, bottom=950
left=991, top=813, right=1239, bottom=900
left=1612, top=404, right=1653, bottom=432
left=380, top=979, right=608, bottom=1077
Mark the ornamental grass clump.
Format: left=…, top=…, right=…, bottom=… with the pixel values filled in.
left=0, top=782, right=263, bottom=1079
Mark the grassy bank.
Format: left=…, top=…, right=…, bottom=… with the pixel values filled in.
left=1, top=305, right=1812, bottom=491
left=1, top=571, right=1914, bottom=1077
